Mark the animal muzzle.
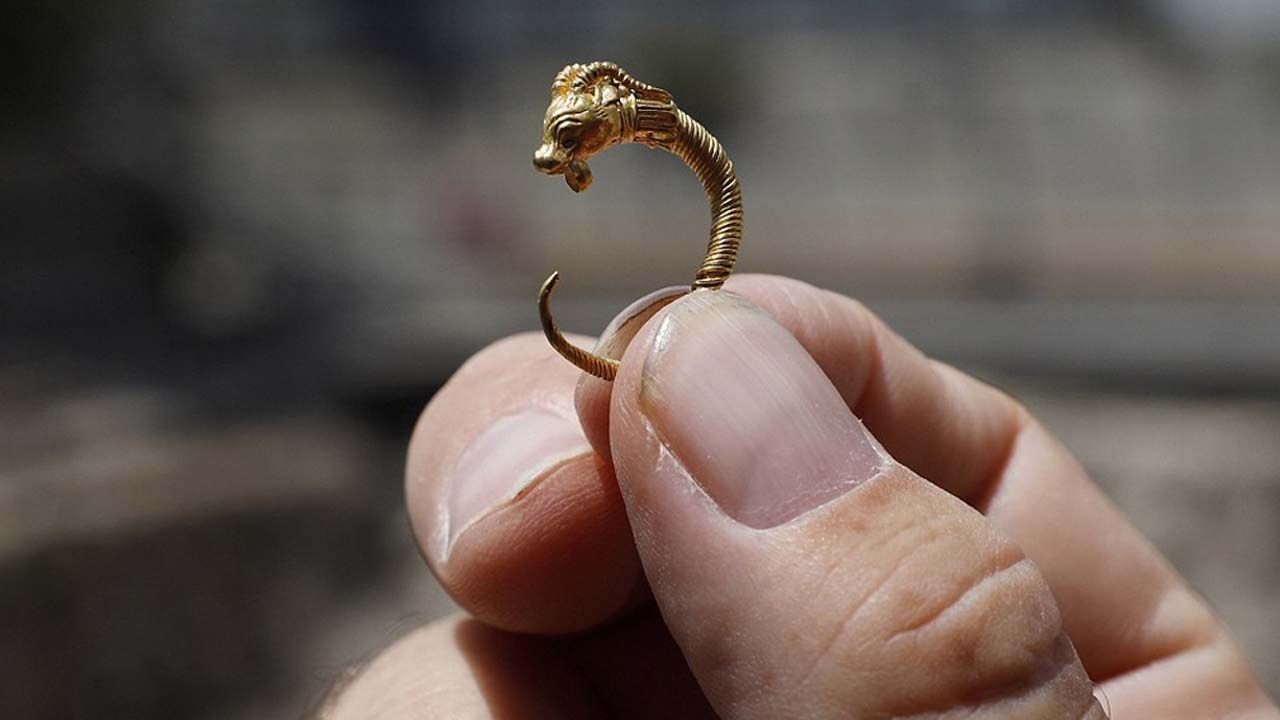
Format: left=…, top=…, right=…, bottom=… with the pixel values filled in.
left=533, top=145, right=593, bottom=193
left=533, top=144, right=565, bottom=174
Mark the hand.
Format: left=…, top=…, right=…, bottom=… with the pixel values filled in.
left=323, top=275, right=1278, bottom=719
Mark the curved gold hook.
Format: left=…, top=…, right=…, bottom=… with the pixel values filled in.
left=538, top=271, right=621, bottom=380
left=533, top=61, right=743, bottom=381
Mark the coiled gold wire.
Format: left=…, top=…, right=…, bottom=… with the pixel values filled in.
left=673, top=110, right=743, bottom=291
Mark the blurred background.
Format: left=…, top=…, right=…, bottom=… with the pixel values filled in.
left=4, top=1, right=1279, bottom=717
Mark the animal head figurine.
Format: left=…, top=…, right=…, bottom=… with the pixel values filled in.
left=532, top=61, right=676, bottom=193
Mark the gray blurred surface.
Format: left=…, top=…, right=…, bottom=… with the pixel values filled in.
left=1018, top=381, right=1280, bottom=699
left=4, top=1, right=1279, bottom=717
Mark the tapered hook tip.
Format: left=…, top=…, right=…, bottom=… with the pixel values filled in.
left=542, top=270, right=560, bottom=289
left=537, top=270, right=561, bottom=335
left=539, top=270, right=561, bottom=300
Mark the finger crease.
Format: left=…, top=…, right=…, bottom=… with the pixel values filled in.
left=971, top=408, right=1030, bottom=513
left=885, top=555, right=1030, bottom=644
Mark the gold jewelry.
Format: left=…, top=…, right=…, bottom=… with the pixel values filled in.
left=532, top=61, right=744, bottom=381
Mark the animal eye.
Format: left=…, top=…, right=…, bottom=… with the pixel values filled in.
left=561, top=136, right=578, bottom=150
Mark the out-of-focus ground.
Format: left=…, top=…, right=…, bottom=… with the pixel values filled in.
left=3, top=2, right=1279, bottom=717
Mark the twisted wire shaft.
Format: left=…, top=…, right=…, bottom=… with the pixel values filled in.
left=539, top=272, right=620, bottom=381
left=671, top=109, right=743, bottom=290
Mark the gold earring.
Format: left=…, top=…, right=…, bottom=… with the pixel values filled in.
left=532, top=61, right=743, bottom=381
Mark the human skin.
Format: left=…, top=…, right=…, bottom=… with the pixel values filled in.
left=324, top=274, right=1279, bottom=719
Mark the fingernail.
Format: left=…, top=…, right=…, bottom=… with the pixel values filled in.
left=594, top=286, right=688, bottom=362
left=641, top=291, right=886, bottom=528
left=445, top=408, right=590, bottom=548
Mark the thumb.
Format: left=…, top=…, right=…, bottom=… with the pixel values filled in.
left=607, top=290, right=1106, bottom=719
